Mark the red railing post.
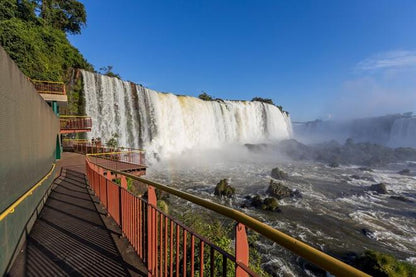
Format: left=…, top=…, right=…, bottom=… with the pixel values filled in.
left=121, top=175, right=128, bottom=189
left=235, top=223, right=249, bottom=277
left=147, top=186, right=157, bottom=276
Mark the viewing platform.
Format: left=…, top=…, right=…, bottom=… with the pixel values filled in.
left=60, top=115, right=92, bottom=134
left=31, top=79, right=68, bottom=104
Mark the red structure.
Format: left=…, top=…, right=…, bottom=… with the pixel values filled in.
left=60, top=116, right=92, bottom=134
left=86, top=158, right=256, bottom=276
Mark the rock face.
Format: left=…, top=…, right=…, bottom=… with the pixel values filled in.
left=271, top=167, right=288, bottom=180
left=267, top=180, right=301, bottom=199
left=214, top=179, right=235, bottom=198
left=249, top=195, right=280, bottom=212
left=367, top=183, right=388, bottom=194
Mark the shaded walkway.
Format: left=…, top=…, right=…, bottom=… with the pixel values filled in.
left=9, top=153, right=146, bottom=276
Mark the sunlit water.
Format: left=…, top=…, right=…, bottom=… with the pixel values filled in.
left=145, top=145, right=416, bottom=276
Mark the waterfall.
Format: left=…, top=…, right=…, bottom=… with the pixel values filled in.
left=81, top=70, right=292, bottom=159
left=388, top=117, right=416, bottom=148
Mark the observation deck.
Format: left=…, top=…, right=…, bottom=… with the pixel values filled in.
left=31, top=79, right=68, bottom=104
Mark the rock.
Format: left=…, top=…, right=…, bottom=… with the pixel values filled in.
left=267, top=180, right=301, bottom=199
left=262, top=197, right=279, bottom=211
left=361, top=228, right=376, bottom=240
left=358, top=167, right=374, bottom=172
left=367, top=183, right=388, bottom=194
left=350, top=175, right=376, bottom=182
left=248, top=195, right=280, bottom=212
left=271, top=167, right=288, bottom=180
left=398, top=168, right=411, bottom=175
left=328, top=161, right=339, bottom=168
left=353, top=250, right=416, bottom=277
left=214, top=179, right=235, bottom=198
left=390, top=195, right=414, bottom=203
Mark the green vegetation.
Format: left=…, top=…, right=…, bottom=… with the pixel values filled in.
left=198, top=92, right=213, bottom=101
left=0, top=0, right=92, bottom=81
left=252, top=97, right=289, bottom=116
left=99, top=65, right=121, bottom=79
left=106, top=133, right=119, bottom=148
left=251, top=97, right=274, bottom=105
left=355, top=250, right=416, bottom=277
left=214, top=179, right=235, bottom=198
left=67, top=73, right=85, bottom=114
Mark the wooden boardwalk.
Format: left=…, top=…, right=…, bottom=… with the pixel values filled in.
left=9, top=153, right=146, bottom=276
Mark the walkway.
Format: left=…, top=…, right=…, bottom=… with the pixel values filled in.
left=9, top=153, right=146, bottom=276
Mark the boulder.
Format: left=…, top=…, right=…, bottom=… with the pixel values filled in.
left=214, top=179, right=235, bottom=198
left=361, top=228, right=376, bottom=240
left=398, top=168, right=411, bottom=175
left=358, top=167, right=374, bottom=172
left=248, top=195, right=280, bottom=212
left=271, top=167, right=288, bottom=180
left=390, top=195, right=414, bottom=203
left=328, top=161, right=339, bottom=168
left=367, top=183, right=388, bottom=194
left=267, top=180, right=301, bottom=199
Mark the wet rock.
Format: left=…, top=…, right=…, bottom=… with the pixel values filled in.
left=350, top=175, right=376, bottom=182
left=214, top=179, right=235, bottom=198
left=244, top=143, right=270, bottom=152
left=271, top=167, right=288, bottom=180
left=353, top=250, right=416, bottom=277
left=390, top=195, right=414, bottom=203
left=361, top=228, right=376, bottom=240
left=248, top=195, right=280, bottom=212
left=367, top=183, right=388, bottom=194
left=398, top=168, right=411, bottom=175
left=267, top=180, right=301, bottom=199
left=358, top=167, right=374, bottom=172
left=328, top=161, right=339, bottom=168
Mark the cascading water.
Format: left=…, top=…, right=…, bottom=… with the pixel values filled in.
left=388, top=116, right=416, bottom=148
left=82, top=70, right=292, bottom=159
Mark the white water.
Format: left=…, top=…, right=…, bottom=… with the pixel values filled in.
left=82, top=70, right=292, bottom=159
left=388, top=117, right=416, bottom=148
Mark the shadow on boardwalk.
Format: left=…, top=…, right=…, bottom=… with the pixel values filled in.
left=9, top=153, right=146, bottom=276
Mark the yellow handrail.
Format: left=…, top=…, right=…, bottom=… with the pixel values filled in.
left=86, top=156, right=369, bottom=277
left=0, top=163, right=56, bottom=222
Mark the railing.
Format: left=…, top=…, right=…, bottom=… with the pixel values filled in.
left=31, top=80, right=66, bottom=95
left=60, top=116, right=92, bottom=131
left=85, top=155, right=370, bottom=277
left=74, top=144, right=146, bottom=166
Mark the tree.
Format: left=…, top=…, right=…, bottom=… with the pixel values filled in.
left=198, top=92, right=213, bottom=101
left=99, top=65, right=122, bottom=79
left=37, top=0, right=86, bottom=34
left=0, top=0, right=17, bottom=21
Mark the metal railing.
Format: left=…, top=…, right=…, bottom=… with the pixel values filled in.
left=74, top=144, right=146, bottom=166
left=60, top=116, right=92, bottom=131
left=85, top=154, right=370, bottom=277
left=31, top=80, right=66, bottom=95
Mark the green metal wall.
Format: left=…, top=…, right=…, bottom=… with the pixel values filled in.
left=0, top=46, right=60, bottom=274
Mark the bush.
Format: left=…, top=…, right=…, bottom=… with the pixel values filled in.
left=198, top=92, right=213, bottom=101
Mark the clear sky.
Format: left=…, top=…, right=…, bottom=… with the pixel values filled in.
left=69, top=0, right=416, bottom=121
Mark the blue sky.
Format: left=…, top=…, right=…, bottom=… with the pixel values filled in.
left=69, top=0, right=416, bottom=121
